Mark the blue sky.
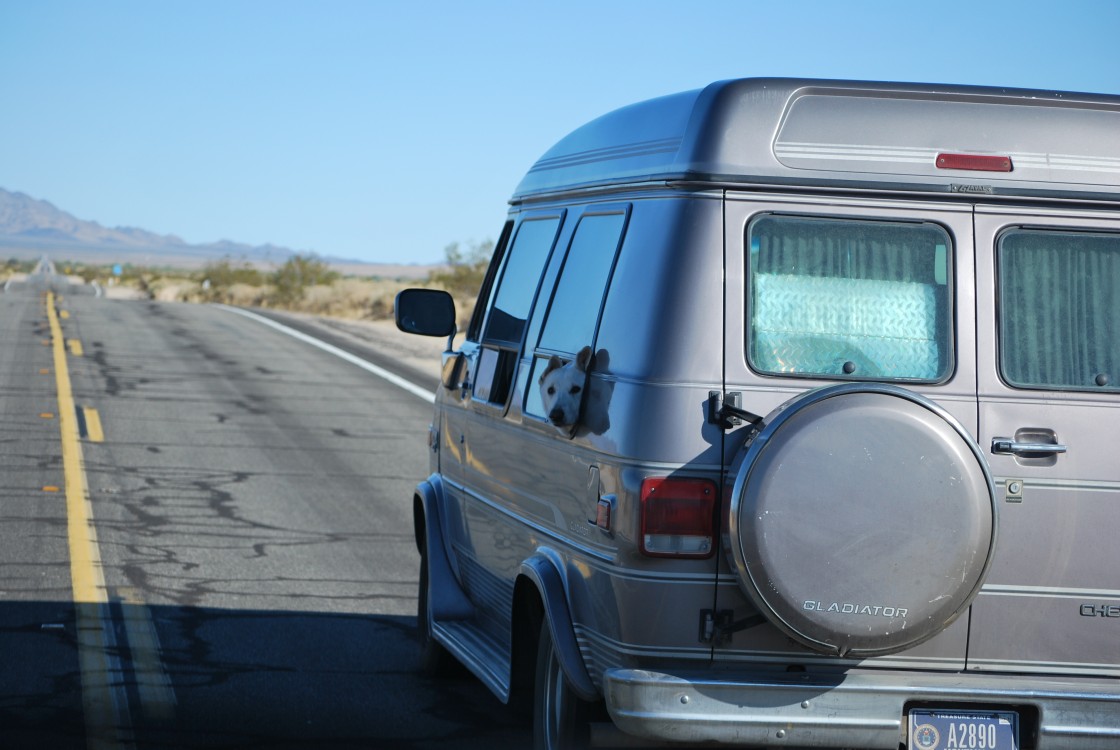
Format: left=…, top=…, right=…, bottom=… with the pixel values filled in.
left=2, top=0, right=1118, bottom=266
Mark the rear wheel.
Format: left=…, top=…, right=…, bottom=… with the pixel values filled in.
left=533, top=622, right=592, bottom=750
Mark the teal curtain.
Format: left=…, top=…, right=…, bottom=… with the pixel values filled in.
left=749, top=215, right=951, bottom=381
left=1001, top=231, right=1120, bottom=390
left=753, top=216, right=942, bottom=284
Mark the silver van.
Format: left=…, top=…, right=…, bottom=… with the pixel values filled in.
left=395, top=78, right=1120, bottom=749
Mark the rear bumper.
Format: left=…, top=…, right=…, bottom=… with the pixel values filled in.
left=602, top=668, right=1120, bottom=749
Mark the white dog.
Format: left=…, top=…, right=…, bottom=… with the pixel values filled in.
left=538, top=346, right=612, bottom=435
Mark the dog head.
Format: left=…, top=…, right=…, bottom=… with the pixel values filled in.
left=538, top=346, right=593, bottom=429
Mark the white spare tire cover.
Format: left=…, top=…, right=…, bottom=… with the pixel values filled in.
left=727, top=383, right=996, bottom=658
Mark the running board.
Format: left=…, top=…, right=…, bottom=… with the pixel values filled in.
left=431, top=618, right=511, bottom=702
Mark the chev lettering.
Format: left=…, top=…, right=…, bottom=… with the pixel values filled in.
left=1080, top=603, right=1120, bottom=618
left=803, top=601, right=908, bottom=618
left=949, top=183, right=994, bottom=194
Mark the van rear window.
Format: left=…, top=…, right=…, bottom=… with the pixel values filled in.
left=999, top=229, right=1120, bottom=391
left=747, top=215, right=952, bottom=382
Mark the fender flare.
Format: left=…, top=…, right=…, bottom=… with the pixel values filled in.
left=415, top=477, right=474, bottom=621
left=520, top=551, right=598, bottom=702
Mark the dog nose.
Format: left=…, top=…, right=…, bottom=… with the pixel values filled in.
left=549, top=407, right=566, bottom=424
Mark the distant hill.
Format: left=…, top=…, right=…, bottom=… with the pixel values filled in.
left=0, top=187, right=402, bottom=272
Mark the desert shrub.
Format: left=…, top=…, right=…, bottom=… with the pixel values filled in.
left=270, top=254, right=338, bottom=305
left=425, top=239, right=494, bottom=328
left=78, top=266, right=102, bottom=283
left=198, top=258, right=264, bottom=301
left=226, top=282, right=270, bottom=307
left=298, top=278, right=411, bottom=320
left=427, top=240, right=492, bottom=299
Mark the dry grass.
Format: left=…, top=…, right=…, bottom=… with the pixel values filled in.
left=76, top=262, right=481, bottom=328
left=288, top=278, right=477, bottom=328
left=143, top=275, right=477, bottom=327
left=300, top=278, right=404, bottom=319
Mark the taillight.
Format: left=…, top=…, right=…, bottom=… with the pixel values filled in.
left=935, top=152, right=1012, bottom=172
left=640, top=477, right=717, bottom=558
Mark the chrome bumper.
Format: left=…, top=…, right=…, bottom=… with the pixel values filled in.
left=602, top=668, right=1120, bottom=749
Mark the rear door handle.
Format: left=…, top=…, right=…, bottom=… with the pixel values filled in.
left=991, top=438, right=1068, bottom=456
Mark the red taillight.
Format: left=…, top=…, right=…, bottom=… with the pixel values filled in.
left=640, top=477, right=717, bottom=558
left=935, top=152, right=1012, bottom=172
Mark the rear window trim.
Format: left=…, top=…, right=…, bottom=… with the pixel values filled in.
left=744, top=211, right=957, bottom=386
left=995, top=224, right=1120, bottom=394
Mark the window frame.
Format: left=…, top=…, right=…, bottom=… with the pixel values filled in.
left=472, top=211, right=565, bottom=409
left=533, top=205, right=631, bottom=357
left=522, top=204, right=631, bottom=424
left=745, top=211, right=956, bottom=385
left=479, top=212, right=565, bottom=349
left=996, top=225, right=1120, bottom=394
left=465, top=220, right=514, bottom=343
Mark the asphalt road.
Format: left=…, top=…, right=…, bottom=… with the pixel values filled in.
left=0, top=269, right=528, bottom=748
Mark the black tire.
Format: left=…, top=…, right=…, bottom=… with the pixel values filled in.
left=532, top=622, right=593, bottom=750
left=417, top=548, right=453, bottom=675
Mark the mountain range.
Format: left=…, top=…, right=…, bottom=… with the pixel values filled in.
left=0, top=187, right=341, bottom=267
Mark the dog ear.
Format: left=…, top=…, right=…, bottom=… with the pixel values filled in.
left=576, top=346, right=593, bottom=372
left=593, top=348, right=609, bottom=371
left=539, top=355, right=564, bottom=384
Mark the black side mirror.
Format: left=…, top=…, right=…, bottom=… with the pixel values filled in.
left=395, top=289, right=456, bottom=337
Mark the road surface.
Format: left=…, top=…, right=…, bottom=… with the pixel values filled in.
left=0, top=268, right=528, bottom=748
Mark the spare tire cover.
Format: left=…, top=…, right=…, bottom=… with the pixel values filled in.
left=727, top=383, right=996, bottom=658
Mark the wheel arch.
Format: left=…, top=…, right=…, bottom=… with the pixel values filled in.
left=414, top=475, right=473, bottom=622
left=516, top=551, right=598, bottom=702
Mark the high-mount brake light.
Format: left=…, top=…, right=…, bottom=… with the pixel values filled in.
left=639, top=477, right=717, bottom=558
left=935, top=153, right=1012, bottom=172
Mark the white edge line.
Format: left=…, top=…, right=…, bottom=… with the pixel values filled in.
left=217, top=305, right=436, bottom=404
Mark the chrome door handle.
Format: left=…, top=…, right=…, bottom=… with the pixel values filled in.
left=991, top=438, right=1068, bottom=456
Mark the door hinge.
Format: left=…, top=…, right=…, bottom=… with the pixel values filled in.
left=700, top=608, right=767, bottom=645
left=708, top=391, right=764, bottom=431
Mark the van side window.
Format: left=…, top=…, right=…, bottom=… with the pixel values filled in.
left=999, top=229, right=1120, bottom=391
left=474, top=216, right=562, bottom=406
left=465, top=220, right=513, bottom=342
left=524, top=210, right=627, bottom=420
left=747, top=215, right=952, bottom=382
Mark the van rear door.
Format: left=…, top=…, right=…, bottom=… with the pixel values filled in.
left=718, top=195, right=981, bottom=666
left=970, top=207, right=1120, bottom=677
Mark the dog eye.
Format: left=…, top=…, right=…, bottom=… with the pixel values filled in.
left=569, top=385, right=582, bottom=394
left=547, top=386, right=555, bottom=395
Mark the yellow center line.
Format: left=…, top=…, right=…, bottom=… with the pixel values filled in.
left=83, top=406, right=105, bottom=443
left=49, top=293, right=104, bottom=602
left=118, top=587, right=177, bottom=722
left=47, top=291, right=134, bottom=750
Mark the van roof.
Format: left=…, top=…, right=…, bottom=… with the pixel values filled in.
left=512, top=78, right=1120, bottom=203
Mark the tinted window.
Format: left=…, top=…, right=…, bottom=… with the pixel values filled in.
left=538, top=212, right=626, bottom=354
left=484, top=217, right=561, bottom=345
left=466, top=221, right=513, bottom=342
left=1000, top=229, right=1120, bottom=391
left=748, top=215, right=952, bottom=381
left=524, top=210, right=627, bottom=421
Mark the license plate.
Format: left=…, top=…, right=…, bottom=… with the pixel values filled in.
left=909, top=709, right=1018, bottom=750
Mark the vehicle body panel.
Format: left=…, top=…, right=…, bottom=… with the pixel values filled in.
left=399, top=78, right=1120, bottom=747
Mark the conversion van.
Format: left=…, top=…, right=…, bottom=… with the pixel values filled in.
left=394, top=78, right=1120, bottom=749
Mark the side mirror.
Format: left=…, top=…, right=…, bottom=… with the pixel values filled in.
left=395, top=289, right=456, bottom=338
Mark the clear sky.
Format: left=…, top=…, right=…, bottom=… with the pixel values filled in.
left=2, top=0, right=1118, bottom=265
